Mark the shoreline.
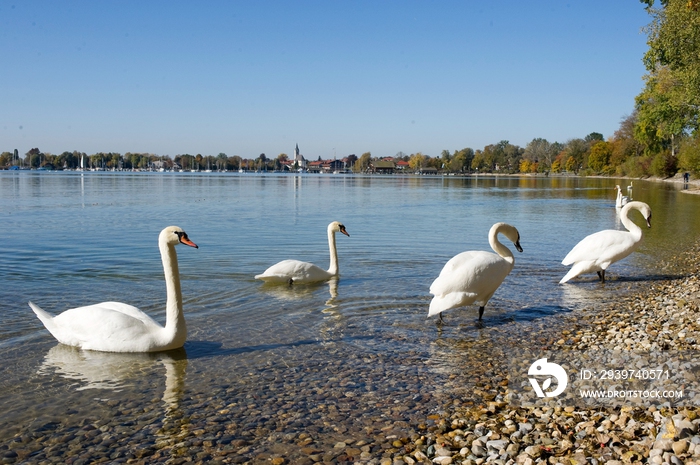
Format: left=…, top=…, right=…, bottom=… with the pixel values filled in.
left=414, top=241, right=700, bottom=464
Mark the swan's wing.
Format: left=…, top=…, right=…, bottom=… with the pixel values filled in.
left=429, top=251, right=513, bottom=301
left=562, top=230, right=637, bottom=266
left=95, top=302, right=160, bottom=326
left=48, top=303, right=161, bottom=349
left=255, top=259, right=331, bottom=283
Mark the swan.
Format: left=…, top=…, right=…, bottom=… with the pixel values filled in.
left=29, top=226, right=198, bottom=353
left=255, top=221, right=349, bottom=284
left=559, top=201, right=651, bottom=284
left=615, top=185, right=629, bottom=208
left=428, top=222, right=523, bottom=321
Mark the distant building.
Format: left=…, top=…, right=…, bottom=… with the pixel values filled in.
left=370, top=160, right=396, bottom=174
left=292, top=144, right=307, bottom=171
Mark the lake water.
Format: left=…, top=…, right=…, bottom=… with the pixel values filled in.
left=1, top=171, right=698, bottom=462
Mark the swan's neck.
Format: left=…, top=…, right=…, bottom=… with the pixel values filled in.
left=489, top=229, right=514, bottom=264
left=327, top=229, right=339, bottom=275
left=620, top=205, right=643, bottom=239
left=161, top=241, right=186, bottom=343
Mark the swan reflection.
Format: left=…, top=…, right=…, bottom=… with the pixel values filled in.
left=37, top=344, right=187, bottom=411
left=259, top=277, right=339, bottom=304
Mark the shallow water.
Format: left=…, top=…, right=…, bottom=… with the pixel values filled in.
left=1, top=172, right=698, bottom=460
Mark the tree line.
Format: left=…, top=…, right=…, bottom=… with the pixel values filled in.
left=3, top=1, right=698, bottom=178
left=0, top=150, right=299, bottom=172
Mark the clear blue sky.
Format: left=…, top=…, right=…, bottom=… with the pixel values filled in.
left=1, top=1, right=651, bottom=160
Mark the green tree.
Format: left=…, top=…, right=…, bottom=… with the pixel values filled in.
left=440, top=149, right=451, bottom=170
left=217, top=153, right=229, bottom=170
left=584, top=133, right=604, bottom=143
left=561, top=139, right=588, bottom=171
left=651, top=150, right=678, bottom=177
left=25, top=148, right=42, bottom=168
left=449, top=148, right=474, bottom=172
left=678, top=135, right=700, bottom=175
left=355, top=152, right=371, bottom=172
left=635, top=66, right=693, bottom=155
left=471, top=150, right=486, bottom=171
left=636, top=0, right=700, bottom=155
left=642, top=0, right=700, bottom=111
left=0, top=152, right=12, bottom=168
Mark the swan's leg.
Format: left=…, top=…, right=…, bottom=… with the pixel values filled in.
left=288, top=278, right=294, bottom=287
left=596, top=270, right=606, bottom=283
left=437, top=313, right=445, bottom=325
left=478, top=306, right=485, bottom=320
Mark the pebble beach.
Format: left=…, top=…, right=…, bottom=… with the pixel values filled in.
left=2, top=249, right=698, bottom=465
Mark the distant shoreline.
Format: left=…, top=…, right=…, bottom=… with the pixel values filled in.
left=4, top=167, right=700, bottom=194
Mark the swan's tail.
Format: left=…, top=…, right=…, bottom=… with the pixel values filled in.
left=29, top=301, right=52, bottom=320
left=428, top=292, right=476, bottom=317
left=559, top=263, right=591, bottom=284
left=29, top=302, right=59, bottom=333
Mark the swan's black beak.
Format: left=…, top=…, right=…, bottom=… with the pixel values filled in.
left=339, top=225, right=350, bottom=237
left=177, top=232, right=199, bottom=248
left=646, top=214, right=652, bottom=228
left=514, top=240, right=523, bottom=253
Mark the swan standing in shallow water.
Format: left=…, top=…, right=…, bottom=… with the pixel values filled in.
left=255, top=221, right=349, bottom=284
left=615, top=185, right=629, bottom=208
left=559, top=201, right=651, bottom=284
left=428, top=223, right=522, bottom=322
left=29, top=226, right=198, bottom=353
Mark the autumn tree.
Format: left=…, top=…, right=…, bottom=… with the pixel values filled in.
left=523, top=138, right=559, bottom=172
left=588, top=141, right=613, bottom=173
left=408, top=152, right=426, bottom=171
left=610, top=112, right=643, bottom=170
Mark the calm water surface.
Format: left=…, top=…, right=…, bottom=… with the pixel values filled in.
left=1, top=172, right=698, bottom=459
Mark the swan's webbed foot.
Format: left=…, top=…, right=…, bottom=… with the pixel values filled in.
left=597, top=270, right=606, bottom=283
left=437, top=313, right=445, bottom=326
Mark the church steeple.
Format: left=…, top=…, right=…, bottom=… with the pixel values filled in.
left=292, top=143, right=306, bottom=171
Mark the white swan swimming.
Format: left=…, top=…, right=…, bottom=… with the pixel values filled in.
left=615, top=185, right=629, bottom=208
left=29, top=226, right=198, bottom=353
left=255, top=221, right=349, bottom=284
left=428, top=222, right=523, bottom=321
left=559, top=201, right=651, bottom=284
